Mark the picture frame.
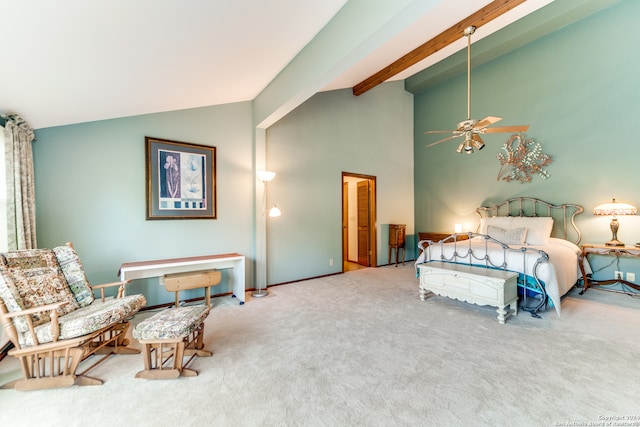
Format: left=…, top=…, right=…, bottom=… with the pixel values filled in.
left=145, top=136, right=217, bottom=220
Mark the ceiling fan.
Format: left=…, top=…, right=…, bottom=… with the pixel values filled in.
left=424, top=26, right=529, bottom=154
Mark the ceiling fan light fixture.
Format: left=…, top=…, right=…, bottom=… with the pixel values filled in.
left=471, top=134, right=485, bottom=150
left=456, top=142, right=465, bottom=153
left=463, top=139, right=474, bottom=153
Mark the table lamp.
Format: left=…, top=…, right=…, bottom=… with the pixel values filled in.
left=593, top=198, right=637, bottom=247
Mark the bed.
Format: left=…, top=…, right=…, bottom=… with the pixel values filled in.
left=415, top=198, right=584, bottom=317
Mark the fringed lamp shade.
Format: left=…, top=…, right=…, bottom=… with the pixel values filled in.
left=593, top=199, right=637, bottom=216
left=593, top=198, right=637, bottom=246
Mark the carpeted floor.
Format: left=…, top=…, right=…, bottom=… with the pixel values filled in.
left=0, top=264, right=639, bottom=427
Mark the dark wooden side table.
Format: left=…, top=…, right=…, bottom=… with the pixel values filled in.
left=579, top=243, right=640, bottom=294
left=388, top=224, right=406, bottom=267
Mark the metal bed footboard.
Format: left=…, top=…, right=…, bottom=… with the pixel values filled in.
left=417, top=233, right=550, bottom=318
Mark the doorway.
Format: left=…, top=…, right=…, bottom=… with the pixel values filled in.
left=342, top=172, right=377, bottom=272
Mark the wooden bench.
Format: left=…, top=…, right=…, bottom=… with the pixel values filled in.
left=132, top=306, right=212, bottom=379
left=417, top=261, right=518, bottom=324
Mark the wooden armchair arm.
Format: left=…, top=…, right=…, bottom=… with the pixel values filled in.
left=91, top=280, right=132, bottom=301
left=0, top=301, right=69, bottom=348
left=1, top=301, right=67, bottom=319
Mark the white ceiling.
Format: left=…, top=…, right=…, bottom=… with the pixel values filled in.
left=0, top=0, right=554, bottom=129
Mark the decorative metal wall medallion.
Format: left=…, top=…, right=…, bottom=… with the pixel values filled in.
left=496, top=133, right=552, bottom=183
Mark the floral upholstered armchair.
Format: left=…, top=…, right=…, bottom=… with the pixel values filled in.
left=0, top=242, right=146, bottom=390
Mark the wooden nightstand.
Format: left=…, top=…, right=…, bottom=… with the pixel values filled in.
left=579, top=243, right=640, bottom=294
left=389, top=224, right=406, bottom=266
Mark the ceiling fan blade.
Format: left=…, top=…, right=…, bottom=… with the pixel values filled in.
left=424, top=130, right=457, bottom=134
left=483, top=125, right=530, bottom=133
left=475, top=116, right=503, bottom=128
left=426, top=134, right=463, bottom=148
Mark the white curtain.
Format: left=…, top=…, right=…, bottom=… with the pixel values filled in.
left=1, top=114, right=36, bottom=251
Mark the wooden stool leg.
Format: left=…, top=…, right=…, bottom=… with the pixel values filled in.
left=174, top=342, right=185, bottom=371
left=180, top=338, right=198, bottom=377
left=193, top=324, right=212, bottom=356
left=142, top=344, right=152, bottom=371
left=182, top=326, right=211, bottom=376
left=136, top=341, right=181, bottom=379
left=154, top=343, right=162, bottom=370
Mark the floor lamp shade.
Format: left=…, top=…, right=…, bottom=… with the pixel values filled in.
left=268, top=204, right=281, bottom=217
left=256, top=170, right=276, bottom=183
left=593, top=198, right=637, bottom=247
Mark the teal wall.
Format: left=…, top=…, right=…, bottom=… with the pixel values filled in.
left=33, top=102, right=255, bottom=305
left=32, top=81, right=413, bottom=304
left=411, top=0, right=640, bottom=250
left=265, top=81, right=415, bottom=283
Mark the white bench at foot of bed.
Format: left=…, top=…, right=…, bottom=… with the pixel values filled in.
left=418, top=261, right=519, bottom=324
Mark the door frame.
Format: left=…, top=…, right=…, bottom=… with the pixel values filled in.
left=342, top=172, right=377, bottom=271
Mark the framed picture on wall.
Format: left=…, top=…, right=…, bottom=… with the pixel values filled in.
left=145, top=136, right=217, bottom=220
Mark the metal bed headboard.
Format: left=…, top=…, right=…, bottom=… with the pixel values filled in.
left=475, top=197, right=584, bottom=244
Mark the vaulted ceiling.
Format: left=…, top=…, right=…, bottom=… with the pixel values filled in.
left=0, top=0, right=616, bottom=129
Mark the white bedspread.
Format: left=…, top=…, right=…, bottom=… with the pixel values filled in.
left=416, top=237, right=582, bottom=316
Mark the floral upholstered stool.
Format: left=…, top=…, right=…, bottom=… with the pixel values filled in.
left=133, top=306, right=211, bottom=379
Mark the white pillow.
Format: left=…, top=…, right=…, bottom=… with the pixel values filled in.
left=510, top=217, right=554, bottom=245
left=486, top=225, right=528, bottom=245
left=478, top=217, right=513, bottom=234
left=479, top=216, right=554, bottom=245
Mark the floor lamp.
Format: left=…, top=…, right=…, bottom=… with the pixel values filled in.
left=253, top=171, right=281, bottom=298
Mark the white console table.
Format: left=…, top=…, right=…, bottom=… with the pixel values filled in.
left=118, top=253, right=246, bottom=304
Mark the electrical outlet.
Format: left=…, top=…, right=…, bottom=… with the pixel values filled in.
left=615, top=271, right=623, bottom=280
left=329, top=258, right=334, bottom=266
left=627, top=272, right=635, bottom=282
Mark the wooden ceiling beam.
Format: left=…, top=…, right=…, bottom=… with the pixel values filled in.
left=352, top=0, right=528, bottom=96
